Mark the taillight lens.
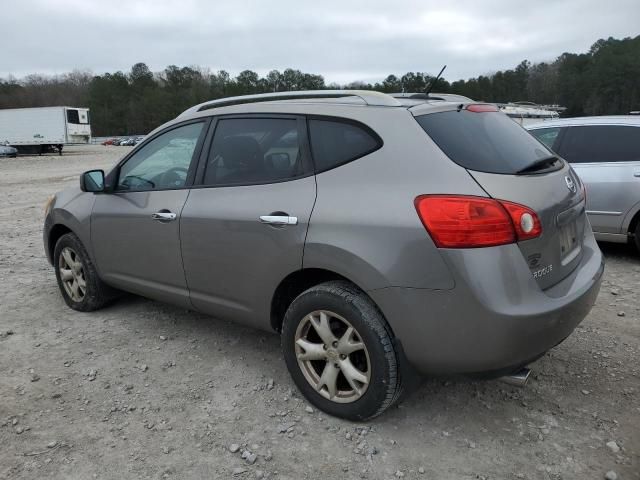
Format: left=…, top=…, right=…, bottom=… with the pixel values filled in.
left=414, top=195, right=541, bottom=248
left=500, top=200, right=542, bottom=241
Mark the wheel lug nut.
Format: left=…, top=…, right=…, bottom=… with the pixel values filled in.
left=332, top=341, right=338, bottom=348
left=340, top=354, right=346, bottom=360
left=322, top=344, right=327, bottom=350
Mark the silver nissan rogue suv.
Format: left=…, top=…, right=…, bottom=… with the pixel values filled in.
left=43, top=91, right=604, bottom=420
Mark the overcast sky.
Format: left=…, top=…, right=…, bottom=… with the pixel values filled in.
left=2, top=0, right=639, bottom=84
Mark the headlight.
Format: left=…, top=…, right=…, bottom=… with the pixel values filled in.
left=44, top=194, right=55, bottom=216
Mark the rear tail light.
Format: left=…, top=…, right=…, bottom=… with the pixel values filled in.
left=414, top=195, right=542, bottom=248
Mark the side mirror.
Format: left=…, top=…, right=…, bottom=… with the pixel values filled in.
left=80, top=169, right=105, bottom=192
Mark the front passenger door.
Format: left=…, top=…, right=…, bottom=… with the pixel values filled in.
left=91, top=120, right=207, bottom=306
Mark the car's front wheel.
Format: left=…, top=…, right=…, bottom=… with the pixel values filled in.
left=54, top=232, right=115, bottom=311
left=281, top=281, right=403, bottom=420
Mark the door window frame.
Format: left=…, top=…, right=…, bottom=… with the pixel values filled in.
left=103, top=118, right=211, bottom=193
left=192, top=113, right=314, bottom=189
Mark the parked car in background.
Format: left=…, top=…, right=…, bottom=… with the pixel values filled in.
left=528, top=116, right=640, bottom=252
left=0, top=142, right=18, bottom=157
left=44, top=90, right=603, bottom=420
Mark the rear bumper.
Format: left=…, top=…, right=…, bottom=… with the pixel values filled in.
left=369, top=228, right=604, bottom=375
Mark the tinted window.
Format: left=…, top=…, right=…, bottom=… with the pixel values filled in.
left=204, top=118, right=304, bottom=186
left=66, top=109, right=80, bottom=124
left=559, top=125, right=640, bottom=163
left=530, top=127, right=561, bottom=150
left=308, top=119, right=381, bottom=172
left=117, top=122, right=204, bottom=191
left=416, top=110, right=555, bottom=174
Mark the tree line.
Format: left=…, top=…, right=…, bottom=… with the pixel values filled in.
left=1, top=36, right=638, bottom=136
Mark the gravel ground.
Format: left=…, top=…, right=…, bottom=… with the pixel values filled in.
left=1, top=146, right=638, bottom=480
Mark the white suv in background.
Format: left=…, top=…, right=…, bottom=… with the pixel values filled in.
left=528, top=116, right=640, bottom=251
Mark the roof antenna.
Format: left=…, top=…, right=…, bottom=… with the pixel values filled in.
left=425, top=65, right=446, bottom=97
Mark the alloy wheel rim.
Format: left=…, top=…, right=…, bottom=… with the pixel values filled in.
left=294, top=310, right=371, bottom=403
left=58, top=247, right=86, bottom=302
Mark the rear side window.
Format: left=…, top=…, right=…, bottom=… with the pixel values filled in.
left=529, top=127, right=561, bottom=150
left=308, top=119, right=381, bottom=172
left=416, top=110, right=555, bottom=174
left=204, top=118, right=305, bottom=186
left=558, top=125, right=640, bottom=163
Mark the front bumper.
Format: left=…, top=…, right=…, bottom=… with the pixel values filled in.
left=369, top=228, right=604, bottom=375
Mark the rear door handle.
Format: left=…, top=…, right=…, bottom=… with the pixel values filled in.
left=151, top=211, right=177, bottom=222
left=259, top=215, right=298, bottom=226
left=634, top=171, right=640, bottom=178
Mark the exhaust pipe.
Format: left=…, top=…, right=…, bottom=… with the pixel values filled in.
left=500, top=367, right=531, bottom=387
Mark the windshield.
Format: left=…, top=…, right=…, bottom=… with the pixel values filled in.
left=416, top=110, right=560, bottom=174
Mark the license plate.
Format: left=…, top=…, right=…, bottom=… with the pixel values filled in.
left=559, top=221, right=580, bottom=264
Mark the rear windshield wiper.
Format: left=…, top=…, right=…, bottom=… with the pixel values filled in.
left=516, top=155, right=561, bottom=175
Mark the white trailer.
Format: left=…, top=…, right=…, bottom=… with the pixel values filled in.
left=0, top=106, right=91, bottom=155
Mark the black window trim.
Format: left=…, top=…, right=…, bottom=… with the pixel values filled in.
left=306, top=114, right=384, bottom=174
left=192, top=113, right=315, bottom=189
left=103, top=117, right=210, bottom=194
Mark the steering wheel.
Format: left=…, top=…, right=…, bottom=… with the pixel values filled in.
left=160, top=167, right=189, bottom=187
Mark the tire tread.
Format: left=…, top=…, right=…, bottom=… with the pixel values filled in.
left=282, top=280, right=403, bottom=420
left=54, top=232, right=116, bottom=312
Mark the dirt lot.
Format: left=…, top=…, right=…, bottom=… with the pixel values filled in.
left=1, top=146, right=638, bottom=480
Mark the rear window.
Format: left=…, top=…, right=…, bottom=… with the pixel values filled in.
left=416, top=110, right=555, bottom=174
left=308, top=119, right=381, bottom=172
left=558, top=125, right=640, bottom=163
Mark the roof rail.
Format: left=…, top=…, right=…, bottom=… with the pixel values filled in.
left=177, top=90, right=402, bottom=117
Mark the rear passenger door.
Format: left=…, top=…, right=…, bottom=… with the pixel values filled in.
left=555, top=125, right=640, bottom=234
left=180, top=116, right=316, bottom=329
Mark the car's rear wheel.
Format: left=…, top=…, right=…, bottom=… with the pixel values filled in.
left=54, top=232, right=115, bottom=311
left=281, top=281, right=403, bottom=420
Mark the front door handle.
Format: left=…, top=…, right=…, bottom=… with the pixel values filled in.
left=634, top=171, right=640, bottom=178
left=151, top=211, right=177, bottom=222
left=259, top=215, right=298, bottom=226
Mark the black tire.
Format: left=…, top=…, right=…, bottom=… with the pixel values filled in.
left=53, top=232, right=116, bottom=311
left=281, top=280, right=403, bottom=421
left=634, top=222, right=640, bottom=253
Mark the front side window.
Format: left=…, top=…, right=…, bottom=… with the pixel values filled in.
left=204, top=118, right=304, bottom=186
left=530, top=127, right=561, bottom=150
left=117, top=122, right=204, bottom=191
left=308, top=119, right=382, bottom=172
left=559, top=125, right=640, bottom=163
